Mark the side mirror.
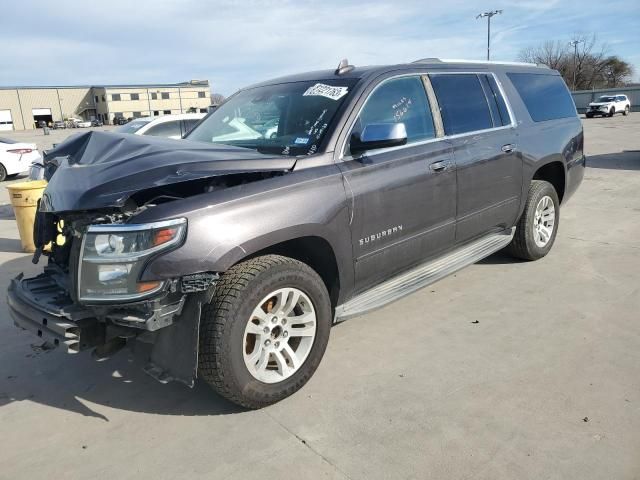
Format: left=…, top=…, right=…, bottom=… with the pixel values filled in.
left=350, top=123, right=407, bottom=154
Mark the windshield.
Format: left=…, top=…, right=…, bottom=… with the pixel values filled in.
left=598, top=96, right=616, bottom=102
left=186, top=79, right=358, bottom=155
left=115, top=118, right=153, bottom=134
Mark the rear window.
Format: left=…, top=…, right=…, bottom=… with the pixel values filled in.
left=507, top=73, right=576, bottom=122
left=429, top=74, right=493, bottom=135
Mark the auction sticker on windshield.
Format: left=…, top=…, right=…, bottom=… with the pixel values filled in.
left=303, top=83, right=349, bottom=100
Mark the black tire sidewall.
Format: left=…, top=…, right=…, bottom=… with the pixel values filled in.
left=0, top=164, right=6, bottom=182
left=214, top=261, right=331, bottom=404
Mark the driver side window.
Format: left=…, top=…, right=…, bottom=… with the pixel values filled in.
left=354, top=76, right=435, bottom=145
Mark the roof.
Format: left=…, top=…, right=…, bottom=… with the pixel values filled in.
left=0, top=80, right=209, bottom=91
left=245, top=59, right=557, bottom=90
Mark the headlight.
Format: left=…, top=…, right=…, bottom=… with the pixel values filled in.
left=78, top=218, right=186, bottom=302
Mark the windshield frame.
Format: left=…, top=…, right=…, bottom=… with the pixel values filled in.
left=184, top=78, right=360, bottom=157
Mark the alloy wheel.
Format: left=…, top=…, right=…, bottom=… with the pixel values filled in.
left=533, top=195, right=555, bottom=248
left=243, top=287, right=317, bottom=384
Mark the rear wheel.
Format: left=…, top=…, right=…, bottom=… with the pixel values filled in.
left=507, top=180, right=560, bottom=261
left=623, top=106, right=630, bottom=116
left=199, top=254, right=332, bottom=409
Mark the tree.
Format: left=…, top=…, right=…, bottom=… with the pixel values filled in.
left=210, top=93, right=226, bottom=106
left=518, top=40, right=568, bottom=73
left=601, top=56, right=633, bottom=87
left=517, top=34, right=633, bottom=90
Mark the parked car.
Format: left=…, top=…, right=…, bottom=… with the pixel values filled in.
left=76, top=120, right=92, bottom=128
left=9, top=59, right=584, bottom=409
left=91, top=119, right=104, bottom=127
left=0, top=137, right=41, bottom=181
left=52, top=120, right=66, bottom=129
left=112, top=117, right=128, bottom=126
left=114, top=113, right=205, bottom=139
left=586, top=94, right=631, bottom=117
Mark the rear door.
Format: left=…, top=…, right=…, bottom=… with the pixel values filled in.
left=339, top=75, right=456, bottom=293
left=429, top=72, right=521, bottom=243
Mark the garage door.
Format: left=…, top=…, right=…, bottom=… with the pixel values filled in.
left=0, top=109, right=13, bottom=131
left=32, top=108, right=52, bottom=116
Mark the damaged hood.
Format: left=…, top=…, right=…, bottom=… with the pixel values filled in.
left=41, top=131, right=296, bottom=212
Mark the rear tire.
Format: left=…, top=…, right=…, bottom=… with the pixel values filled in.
left=506, top=180, right=560, bottom=261
left=199, top=254, right=332, bottom=409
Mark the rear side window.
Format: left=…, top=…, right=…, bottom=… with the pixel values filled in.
left=507, top=73, right=576, bottom=122
left=429, top=74, right=493, bottom=135
left=355, top=76, right=435, bottom=144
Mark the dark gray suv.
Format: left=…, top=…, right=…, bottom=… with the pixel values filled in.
left=8, top=59, right=584, bottom=408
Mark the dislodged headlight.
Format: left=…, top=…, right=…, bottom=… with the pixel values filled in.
left=78, top=218, right=186, bottom=302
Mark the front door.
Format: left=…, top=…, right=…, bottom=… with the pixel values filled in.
left=339, top=75, right=457, bottom=294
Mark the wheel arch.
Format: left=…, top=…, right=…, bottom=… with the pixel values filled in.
left=532, top=160, right=566, bottom=203
left=245, top=236, right=341, bottom=308
left=211, top=228, right=346, bottom=309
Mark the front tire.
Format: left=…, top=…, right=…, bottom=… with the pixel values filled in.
left=608, top=107, right=615, bottom=117
left=623, top=106, right=630, bottom=116
left=506, top=180, right=560, bottom=261
left=0, top=163, right=7, bottom=182
left=199, top=254, right=332, bottom=409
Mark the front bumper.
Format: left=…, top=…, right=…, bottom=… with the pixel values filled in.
left=8, top=272, right=105, bottom=353
left=8, top=267, right=215, bottom=387
left=587, top=107, right=610, bottom=115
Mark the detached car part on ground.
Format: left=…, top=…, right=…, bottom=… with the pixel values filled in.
left=8, top=59, right=585, bottom=409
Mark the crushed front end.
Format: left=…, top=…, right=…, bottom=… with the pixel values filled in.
left=8, top=208, right=216, bottom=386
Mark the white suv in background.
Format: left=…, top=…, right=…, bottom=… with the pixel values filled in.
left=114, top=113, right=206, bottom=138
left=586, top=94, right=631, bottom=118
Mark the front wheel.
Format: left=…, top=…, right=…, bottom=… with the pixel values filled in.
left=0, top=163, right=7, bottom=182
left=506, top=180, right=560, bottom=261
left=608, top=107, right=615, bottom=117
left=623, top=106, right=630, bottom=116
left=199, top=255, right=332, bottom=409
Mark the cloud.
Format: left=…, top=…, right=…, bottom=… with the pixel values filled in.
left=0, top=0, right=638, bottom=93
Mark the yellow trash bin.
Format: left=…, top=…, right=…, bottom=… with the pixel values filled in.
left=6, top=180, right=48, bottom=253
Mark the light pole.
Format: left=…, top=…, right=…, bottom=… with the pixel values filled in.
left=569, top=39, right=584, bottom=90
left=476, top=10, right=502, bottom=61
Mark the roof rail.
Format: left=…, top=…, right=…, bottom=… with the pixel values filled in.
left=411, top=58, right=548, bottom=68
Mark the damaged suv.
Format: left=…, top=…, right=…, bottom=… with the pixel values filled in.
left=8, top=59, right=584, bottom=408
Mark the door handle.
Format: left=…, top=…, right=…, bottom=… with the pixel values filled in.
left=430, top=161, right=447, bottom=172
left=501, top=144, right=516, bottom=154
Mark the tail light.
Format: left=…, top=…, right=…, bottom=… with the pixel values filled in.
left=7, top=148, right=33, bottom=154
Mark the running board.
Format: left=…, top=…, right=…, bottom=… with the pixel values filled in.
left=335, top=228, right=515, bottom=321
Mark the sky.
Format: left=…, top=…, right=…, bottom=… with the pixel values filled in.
left=1, top=0, right=638, bottom=96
